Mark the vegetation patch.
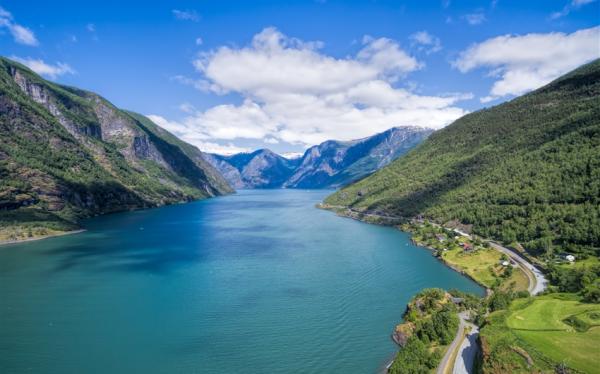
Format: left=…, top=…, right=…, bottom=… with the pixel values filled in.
left=389, top=288, right=461, bottom=374
left=402, top=222, right=529, bottom=291
left=481, top=294, right=600, bottom=373
left=326, top=60, right=600, bottom=260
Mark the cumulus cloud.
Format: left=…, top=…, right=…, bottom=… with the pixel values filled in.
left=11, top=57, right=74, bottom=79
left=172, top=9, right=200, bottom=22
left=454, top=26, right=600, bottom=102
left=281, top=152, right=304, bottom=159
left=409, top=31, right=442, bottom=54
left=161, top=27, right=471, bottom=152
left=550, top=0, right=597, bottom=19
left=146, top=115, right=250, bottom=155
left=0, top=7, right=38, bottom=46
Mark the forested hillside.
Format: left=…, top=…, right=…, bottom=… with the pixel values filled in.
left=0, top=57, right=232, bottom=241
left=326, top=60, right=600, bottom=259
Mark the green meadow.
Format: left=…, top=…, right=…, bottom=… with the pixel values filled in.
left=483, top=294, right=600, bottom=373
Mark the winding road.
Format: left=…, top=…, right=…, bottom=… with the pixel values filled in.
left=488, top=242, right=547, bottom=295
left=323, top=205, right=550, bottom=374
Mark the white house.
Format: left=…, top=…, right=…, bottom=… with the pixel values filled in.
left=565, top=254, right=576, bottom=262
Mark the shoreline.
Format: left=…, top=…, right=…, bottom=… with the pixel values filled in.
left=320, top=203, right=546, bottom=296
left=0, top=229, right=86, bottom=248
left=319, top=204, right=491, bottom=373
left=320, top=203, right=491, bottom=292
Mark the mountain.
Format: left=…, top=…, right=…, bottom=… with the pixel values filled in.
left=207, top=149, right=300, bottom=188
left=285, top=126, right=432, bottom=188
left=325, top=59, right=600, bottom=258
left=0, top=57, right=232, bottom=241
left=207, top=126, right=432, bottom=189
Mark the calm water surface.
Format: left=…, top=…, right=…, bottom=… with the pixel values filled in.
left=0, top=189, right=481, bottom=373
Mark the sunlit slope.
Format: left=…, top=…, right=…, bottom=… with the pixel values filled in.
left=326, top=59, right=600, bottom=258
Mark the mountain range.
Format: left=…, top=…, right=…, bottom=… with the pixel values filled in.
left=0, top=57, right=232, bottom=240
left=207, top=126, right=433, bottom=189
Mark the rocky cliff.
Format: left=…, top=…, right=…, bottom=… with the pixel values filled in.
left=0, top=56, right=232, bottom=241
left=208, top=127, right=432, bottom=189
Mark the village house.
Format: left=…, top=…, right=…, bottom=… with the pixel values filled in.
left=461, top=242, right=474, bottom=252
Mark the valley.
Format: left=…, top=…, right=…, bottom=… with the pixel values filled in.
left=1, top=3, right=599, bottom=371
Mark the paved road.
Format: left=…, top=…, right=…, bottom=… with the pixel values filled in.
left=452, top=318, right=479, bottom=374
left=488, top=242, right=547, bottom=295
left=437, top=312, right=468, bottom=374
left=437, top=312, right=480, bottom=374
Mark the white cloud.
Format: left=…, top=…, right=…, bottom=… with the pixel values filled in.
left=195, top=37, right=203, bottom=46
left=409, top=31, right=442, bottom=54
left=170, top=75, right=212, bottom=92
left=172, top=9, right=200, bottom=22
left=11, top=57, right=75, bottom=79
left=454, top=26, right=600, bottom=102
left=163, top=27, right=470, bottom=152
left=190, top=141, right=249, bottom=155
left=550, top=0, right=597, bottom=19
left=0, top=7, right=38, bottom=46
left=357, top=36, right=422, bottom=79
left=86, top=23, right=96, bottom=32
left=146, top=115, right=249, bottom=155
left=281, top=152, right=304, bottom=159
left=463, top=13, right=486, bottom=25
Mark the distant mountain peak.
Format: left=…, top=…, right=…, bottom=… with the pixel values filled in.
left=207, top=126, right=433, bottom=189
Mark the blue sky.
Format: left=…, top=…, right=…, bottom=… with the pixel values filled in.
left=1, top=0, right=599, bottom=155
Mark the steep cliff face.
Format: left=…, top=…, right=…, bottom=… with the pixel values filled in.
left=207, top=127, right=432, bottom=189
left=0, top=57, right=232, bottom=239
left=285, top=127, right=433, bottom=188
left=209, top=149, right=299, bottom=188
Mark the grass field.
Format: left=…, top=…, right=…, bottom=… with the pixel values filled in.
left=441, top=248, right=529, bottom=291
left=506, top=294, right=600, bottom=373
left=500, top=267, right=529, bottom=293
left=558, top=256, right=600, bottom=270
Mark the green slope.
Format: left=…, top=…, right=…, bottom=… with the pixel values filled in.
left=0, top=56, right=231, bottom=241
left=326, top=60, right=600, bottom=259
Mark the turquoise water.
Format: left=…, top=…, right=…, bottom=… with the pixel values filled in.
left=0, top=189, right=481, bottom=373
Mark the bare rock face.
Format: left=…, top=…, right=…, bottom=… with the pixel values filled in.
left=91, top=98, right=169, bottom=168
left=12, top=68, right=103, bottom=141
left=0, top=56, right=232, bottom=228
left=208, top=127, right=433, bottom=190
left=392, top=322, right=415, bottom=347
left=207, top=149, right=298, bottom=189
left=203, top=154, right=245, bottom=189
